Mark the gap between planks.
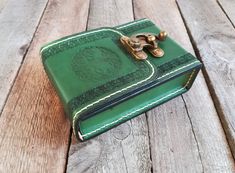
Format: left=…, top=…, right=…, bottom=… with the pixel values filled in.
left=0, top=0, right=90, bottom=172
left=177, top=0, right=235, bottom=160
left=0, top=0, right=49, bottom=114
left=0, top=0, right=50, bottom=117
left=66, top=0, right=152, bottom=173
left=134, top=0, right=235, bottom=172
left=217, top=0, right=235, bottom=28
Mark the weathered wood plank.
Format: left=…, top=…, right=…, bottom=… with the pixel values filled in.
left=0, top=0, right=8, bottom=12
left=0, top=0, right=7, bottom=12
left=66, top=0, right=151, bottom=173
left=0, top=0, right=90, bottom=172
left=133, top=1, right=201, bottom=172
left=68, top=116, right=151, bottom=173
left=0, top=0, right=48, bottom=113
left=134, top=0, right=235, bottom=172
left=218, top=0, right=235, bottom=27
left=146, top=99, right=203, bottom=172
left=177, top=0, right=235, bottom=159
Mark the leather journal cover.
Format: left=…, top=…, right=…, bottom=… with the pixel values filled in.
left=40, top=18, right=202, bottom=141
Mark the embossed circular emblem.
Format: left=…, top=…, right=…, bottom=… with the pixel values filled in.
left=72, top=47, right=121, bottom=81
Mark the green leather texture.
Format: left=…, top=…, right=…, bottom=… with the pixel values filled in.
left=40, top=18, right=201, bottom=140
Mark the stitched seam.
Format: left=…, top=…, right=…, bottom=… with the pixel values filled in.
left=41, top=18, right=198, bottom=138
left=40, top=28, right=124, bottom=53
left=73, top=60, right=198, bottom=133
left=40, top=18, right=155, bottom=136
left=157, top=61, right=197, bottom=80
left=40, top=19, right=149, bottom=54
left=72, top=19, right=197, bottom=134
left=80, top=69, right=196, bottom=138
left=116, top=18, right=148, bottom=29
left=72, top=60, right=155, bottom=133
left=72, top=20, right=153, bottom=134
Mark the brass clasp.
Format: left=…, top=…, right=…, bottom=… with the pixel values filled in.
left=120, top=31, right=167, bottom=60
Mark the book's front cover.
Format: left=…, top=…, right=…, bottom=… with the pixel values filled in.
left=41, top=19, right=201, bottom=140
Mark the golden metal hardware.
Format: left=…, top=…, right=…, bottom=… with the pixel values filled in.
left=120, top=31, right=167, bottom=60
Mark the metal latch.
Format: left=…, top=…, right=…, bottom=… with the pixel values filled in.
left=120, top=31, right=167, bottom=60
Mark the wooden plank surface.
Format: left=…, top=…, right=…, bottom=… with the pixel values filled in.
left=68, top=117, right=151, bottom=173
left=218, top=0, right=235, bottom=27
left=0, top=0, right=7, bottom=12
left=66, top=0, right=151, bottom=172
left=134, top=0, right=235, bottom=172
left=1, top=0, right=234, bottom=172
left=0, top=0, right=90, bottom=172
left=0, top=0, right=48, bottom=113
left=177, top=0, right=235, bottom=158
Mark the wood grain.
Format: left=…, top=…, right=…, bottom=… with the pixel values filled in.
left=177, top=0, right=235, bottom=159
left=218, top=0, right=235, bottom=27
left=0, top=0, right=90, bottom=172
left=134, top=0, right=235, bottom=172
left=68, top=116, right=151, bottom=173
left=1, top=0, right=234, bottom=172
left=66, top=0, right=151, bottom=172
left=0, top=0, right=6, bottom=12
left=0, top=0, right=48, bottom=113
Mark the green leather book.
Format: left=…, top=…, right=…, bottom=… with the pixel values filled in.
left=40, top=18, right=201, bottom=141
